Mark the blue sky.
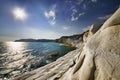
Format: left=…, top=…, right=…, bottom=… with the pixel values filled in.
left=0, top=0, right=120, bottom=41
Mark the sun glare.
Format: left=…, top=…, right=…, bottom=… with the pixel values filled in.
left=6, top=42, right=26, bottom=52
left=12, top=7, right=28, bottom=21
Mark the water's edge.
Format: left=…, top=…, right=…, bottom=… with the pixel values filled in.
left=0, top=42, right=76, bottom=79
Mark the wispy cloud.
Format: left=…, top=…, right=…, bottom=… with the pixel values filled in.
left=71, top=16, right=79, bottom=21
left=65, top=0, right=72, bottom=3
left=49, top=21, right=56, bottom=26
left=71, top=8, right=78, bottom=21
left=83, top=4, right=87, bottom=9
left=98, top=14, right=112, bottom=20
left=91, top=0, right=97, bottom=3
left=71, top=12, right=85, bottom=21
left=79, top=12, right=85, bottom=16
left=44, top=10, right=55, bottom=19
left=62, top=26, right=71, bottom=30
left=76, top=0, right=84, bottom=5
left=44, top=5, right=56, bottom=26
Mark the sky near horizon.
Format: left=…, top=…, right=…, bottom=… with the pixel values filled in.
left=0, top=0, right=120, bottom=41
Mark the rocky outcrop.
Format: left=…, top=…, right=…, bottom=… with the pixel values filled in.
left=56, top=24, right=102, bottom=47
left=14, top=49, right=82, bottom=80
left=83, top=24, right=102, bottom=42
left=55, top=33, right=84, bottom=47
left=48, top=51, right=59, bottom=58
left=14, top=8, right=120, bottom=80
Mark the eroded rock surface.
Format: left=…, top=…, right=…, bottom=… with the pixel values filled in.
left=15, top=8, right=120, bottom=80
left=83, top=24, right=102, bottom=42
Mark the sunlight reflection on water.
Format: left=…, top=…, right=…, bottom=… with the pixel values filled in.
left=3, top=42, right=28, bottom=62
left=5, top=42, right=26, bottom=53
left=0, top=42, right=75, bottom=79
left=3, top=42, right=31, bottom=68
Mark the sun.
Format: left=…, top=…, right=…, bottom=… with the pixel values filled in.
left=12, top=7, right=28, bottom=21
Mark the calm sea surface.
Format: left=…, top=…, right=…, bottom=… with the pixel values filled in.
left=0, top=42, right=75, bottom=79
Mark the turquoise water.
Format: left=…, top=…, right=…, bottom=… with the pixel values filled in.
left=0, top=42, right=75, bottom=79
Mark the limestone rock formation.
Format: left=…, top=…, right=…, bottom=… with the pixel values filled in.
left=89, top=24, right=102, bottom=34
left=14, top=8, right=120, bottom=80
left=48, top=51, right=59, bottom=58
left=83, top=24, right=102, bottom=42
left=55, top=34, right=84, bottom=47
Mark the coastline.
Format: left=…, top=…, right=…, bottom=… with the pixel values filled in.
left=0, top=42, right=75, bottom=80
left=14, top=8, right=120, bottom=80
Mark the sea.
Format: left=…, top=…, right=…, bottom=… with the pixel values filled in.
left=0, top=42, right=75, bottom=79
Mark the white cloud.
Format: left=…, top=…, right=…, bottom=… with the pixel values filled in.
left=49, top=21, right=56, bottom=26
left=44, top=10, right=55, bottom=19
left=71, top=8, right=78, bottom=21
left=65, top=0, right=72, bottom=3
left=83, top=4, right=87, bottom=9
left=44, top=5, right=56, bottom=26
left=91, top=0, right=97, bottom=3
left=71, top=12, right=85, bottom=21
left=72, top=9, right=78, bottom=13
left=70, top=6, right=75, bottom=10
left=71, top=9, right=77, bottom=16
left=71, top=16, right=79, bottom=21
left=98, top=14, right=112, bottom=20
left=44, top=10, right=56, bottom=26
left=79, top=12, right=85, bottom=17
left=76, top=0, right=84, bottom=5
left=62, top=26, right=71, bottom=30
